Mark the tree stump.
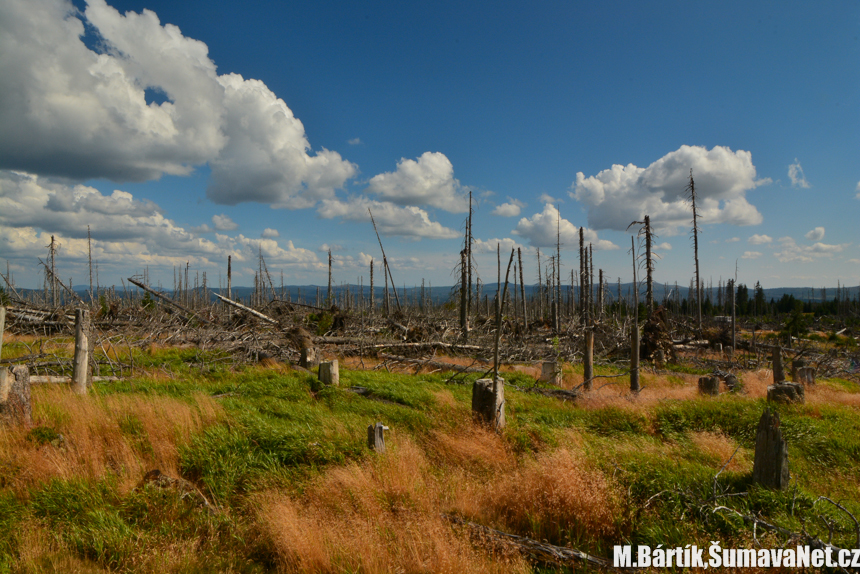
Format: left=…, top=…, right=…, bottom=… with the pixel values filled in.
left=767, top=382, right=804, bottom=404
left=724, top=374, right=741, bottom=392
left=772, top=347, right=785, bottom=383
left=73, top=308, right=91, bottom=395
left=367, top=422, right=388, bottom=453
left=752, top=409, right=790, bottom=489
left=319, top=360, right=339, bottom=386
left=0, top=366, right=32, bottom=426
left=697, top=376, right=720, bottom=396
left=540, top=361, right=562, bottom=386
left=795, top=366, right=815, bottom=386
left=300, top=347, right=319, bottom=369
left=472, top=377, right=505, bottom=430
left=791, top=358, right=806, bottom=381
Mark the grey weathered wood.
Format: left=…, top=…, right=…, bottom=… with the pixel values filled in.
left=791, top=358, right=806, bottom=381
left=0, top=366, right=32, bottom=425
left=213, top=293, right=276, bottom=324
left=795, top=366, right=815, bottom=386
left=752, top=408, right=790, bottom=490
left=319, top=360, right=339, bottom=386
left=72, top=308, right=91, bottom=395
left=697, top=376, right=720, bottom=396
left=772, top=346, right=785, bottom=383
left=767, top=382, right=804, bottom=404
left=367, top=422, right=388, bottom=452
left=300, top=347, right=319, bottom=369
left=472, top=377, right=505, bottom=430
left=724, top=374, right=741, bottom=392
left=583, top=329, right=594, bottom=391
left=128, top=278, right=211, bottom=324
left=541, top=361, right=562, bottom=386
left=0, top=306, right=5, bottom=360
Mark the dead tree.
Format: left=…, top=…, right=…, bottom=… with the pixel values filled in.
left=518, top=247, right=526, bottom=332
left=685, top=169, right=702, bottom=330
left=630, top=236, right=640, bottom=393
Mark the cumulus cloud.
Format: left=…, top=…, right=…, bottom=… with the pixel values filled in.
left=788, top=159, right=810, bottom=188
left=726, top=237, right=740, bottom=243
left=570, top=145, right=766, bottom=234
left=512, top=203, right=617, bottom=250
left=212, top=214, right=238, bottom=231
left=366, top=152, right=467, bottom=212
left=742, top=251, right=762, bottom=259
left=748, top=234, right=773, bottom=245
left=261, top=228, right=279, bottom=238
left=491, top=199, right=525, bottom=217
left=0, top=170, right=321, bottom=275
left=319, top=243, right=344, bottom=252
left=472, top=237, right=526, bottom=254
left=0, top=0, right=355, bottom=206
left=653, top=242, right=672, bottom=251
left=804, top=227, right=825, bottom=241
left=348, top=138, right=362, bottom=146
left=774, top=236, right=849, bottom=263
left=317, top=196, right=460, bottom=239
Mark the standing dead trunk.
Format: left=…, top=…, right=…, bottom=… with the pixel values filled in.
left=630, top=236, right=640, bottom=393
left=73, top=309, right=91, bottom=395
left=518, top=248, right=526, bottom=333
left=459, top=250, right=469, bottom=339
left=0, top=366, right=31, bottom=426
left=583, top=328, right=594, bottom=391
left=686, top=170, right=702, bottom=330
left=752, top=408, right=790, bottom=490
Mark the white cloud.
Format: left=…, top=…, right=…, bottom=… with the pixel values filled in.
left=472, top=237, right=526, bottom=254
left=366, top=152, right=467, bottom=212
left=742, top=251, right=762, bottom=259
left=788, top=159, right=810, bottom=188
left=319, top=243, right=345, bottom=252
left=726, top=237, right=740, bottom=243
left=804, top=227, right=825, bottom=241
left=317, top=196, right=460, bottom=239
left=512, top=203, right=617, bottom=250
left=261, top=228, right=279, bottom=238
left=348, top=138, right=362, bottom=146
left=491, top=199, right=525, bottom=217
left=212, top=214, right=238, bottom=231
left=748, top=234, right=773, bottom=245
left=0, top=170, right=321, bottom=277
left=774, top=236, right=849, bottom=263
left=0, top=0, right=355, bottom=207
left=653, top=242, right=672, bottom=251
left=570, top=145, right=765, bottom=234
left=539, top=193, right=561, bottom=205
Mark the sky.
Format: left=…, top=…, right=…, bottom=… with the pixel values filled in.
left=1, top=0, right=858, bottom=293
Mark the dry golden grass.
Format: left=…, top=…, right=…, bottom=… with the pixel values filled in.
left=426, top=425, right=515, bottom=474
left=0, top=386, right=223, bottom=492
left=689, top=431, right=750, bottom=472
left=255, top=438, right=531, bottom=574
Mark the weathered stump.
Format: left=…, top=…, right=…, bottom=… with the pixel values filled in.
left=73, top=308, right=91, bottom=395
left=540, top=361, right=562, bottom=386
left=713, top=342, right=723, bottom=354
left=583, top=329, right=594, bottom=391
left=724, top=374, right=741, bottom=392
left=752, top=409, right=790, bottom=490
left=697, top=376, right=720, bottom=396
left=472, top=377, right=505, bottom=430
left=0, top=366, right=32, bottom=426
left=791, top=358, right=806, bottom=381
left=767, top=382, right=804, bottom=404
left=300, top=347, right=319, bottom=369
left=367, top=422, right=388, bottom=452
left=319, top=360, right=339, bottom=386
left=772, top=347, right=784, bottom=383
left=795, top=366, right=815, bottom=386
left=0, top=306, right=5, bottom=359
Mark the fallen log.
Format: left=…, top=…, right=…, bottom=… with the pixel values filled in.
left=444, top=514, right=617, bottom=571
left=377, top=353, right=487, bottom=373
left=30, top=376, right=121, bottom=384
left=127, top=278, right=211, bottom=325
left=214, top=293, right=278, bottom=325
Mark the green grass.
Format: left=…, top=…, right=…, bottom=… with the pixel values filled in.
left=2, top=351, right=859, bottom=572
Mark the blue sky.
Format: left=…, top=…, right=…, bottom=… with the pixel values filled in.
left=1, top=0, right=858, bottom=292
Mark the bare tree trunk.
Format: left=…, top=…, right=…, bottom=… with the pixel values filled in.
left=630, top=236, right=640, bottom=393
left=686, top=170, right=702, bottom=330
left=518, top=247, right=526, bottom=333
left=645, top=215, right=653, bottom=312
left=459, top=250, right=469, bottom=339
left=370, top=259, right=375, bottom=314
